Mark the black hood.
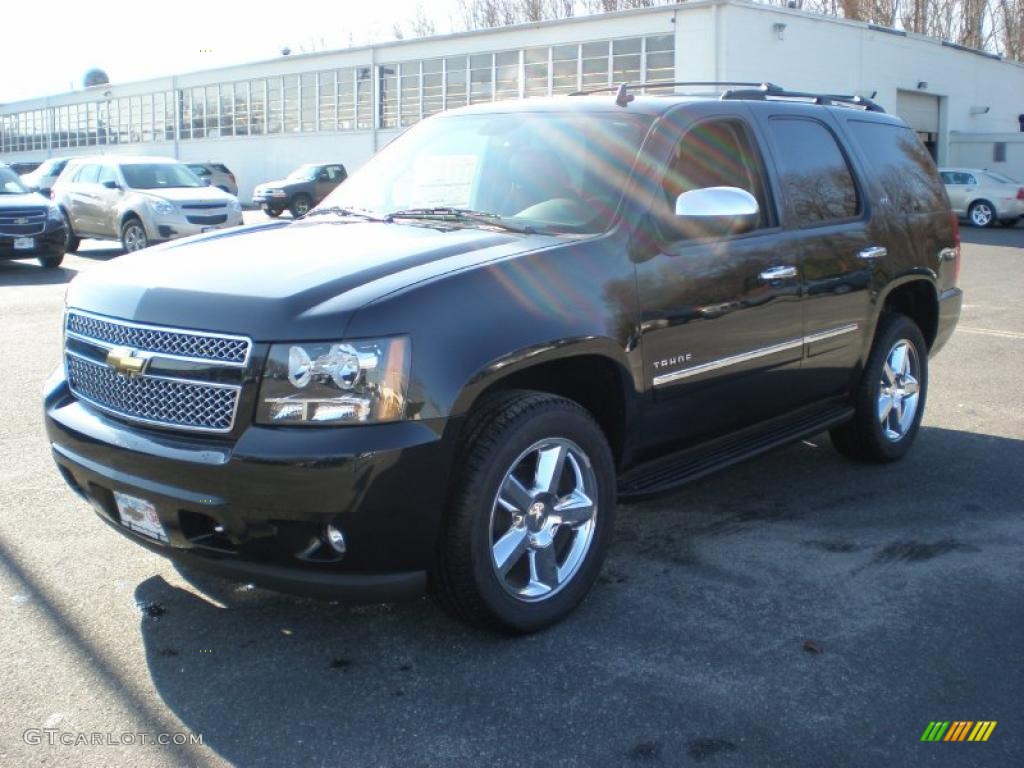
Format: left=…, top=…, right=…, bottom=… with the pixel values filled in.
left=66, top=219, right=559, bottom=340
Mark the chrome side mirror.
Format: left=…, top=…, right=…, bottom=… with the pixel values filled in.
left=675, top=186, right=760, bottom=235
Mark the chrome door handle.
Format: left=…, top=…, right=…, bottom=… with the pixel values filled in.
left=759, top=265, right=798, bottom=281
left=858, top=246, right=887, bottom=261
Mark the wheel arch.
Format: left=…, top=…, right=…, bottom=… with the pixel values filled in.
left=448, top=342, right=637, bottom=470
left=876, top=277, right=939, bottom=350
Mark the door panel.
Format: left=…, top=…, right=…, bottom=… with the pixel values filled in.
left=636, top=109, right=806, bottom=454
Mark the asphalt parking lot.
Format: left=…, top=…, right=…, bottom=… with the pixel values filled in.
left=1, top=218, right=1021, bottom=767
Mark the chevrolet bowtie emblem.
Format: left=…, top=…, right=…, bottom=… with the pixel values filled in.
left=106, top=346, right=147, bottom=376
left=14, top=217, right=28, bottom=225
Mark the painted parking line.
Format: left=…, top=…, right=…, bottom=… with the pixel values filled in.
left=956, top=326, right=1024, bottom=340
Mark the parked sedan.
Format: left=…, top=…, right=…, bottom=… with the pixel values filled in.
left=52, top=156, right=243, bottom=253
left=186, top=162, right=239, bottom=196
left=939, top=167, right=1024, bottom=227
left=252, top=163, right=347, bottom=218
left=0, top=164, right=67, bottom=268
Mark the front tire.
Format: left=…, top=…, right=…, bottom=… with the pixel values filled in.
left=968, top=200, right=996, bottom=228
left=62, top=212, right=80, bottom=253
left=831, top=313, right=928, bottom=462
left=433, top=390, right=616, bottom=633
left=289, top=194, right=312, bottom=218
left=38, top=251, right=65, bottom=269
left=120, top=217, right=148, bottom=253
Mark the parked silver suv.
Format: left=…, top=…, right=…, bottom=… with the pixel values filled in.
left=53, top=156, right=243, bottom=252
left=186, top=162, right=238, bottom=196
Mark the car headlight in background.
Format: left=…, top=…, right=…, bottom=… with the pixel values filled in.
left=151, top=199, right=176, bottom=216
left=256, top=337, right=410, bottom=424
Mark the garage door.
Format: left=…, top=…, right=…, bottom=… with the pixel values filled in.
left=897, top=90, right=940, bottom=133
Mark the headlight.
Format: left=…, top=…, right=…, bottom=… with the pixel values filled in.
left=228, top=199, right=242, bottom=212
left=271, top=189, right=288, bottom=198
left=151, top=199, right=176, bottom=216
left=256, top=337, right=410, bottom=425
left=47, top=206, right=63, bottom=223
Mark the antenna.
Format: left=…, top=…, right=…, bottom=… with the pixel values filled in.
left=614, top=83, right=634, bottom=108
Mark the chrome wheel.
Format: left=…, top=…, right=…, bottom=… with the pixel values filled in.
left=969, top=202, right=994, bottom=227
left=122, top=221, right=147, bottom=252
left=489, top=437, right=598, bottom=603
left=878, top=339, right=921, bottom=442
left=291, top=196, right=311, bottom=217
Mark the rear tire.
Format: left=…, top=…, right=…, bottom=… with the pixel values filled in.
left=831, top=313, right=928, bottom=462
left=968, top=200, right=995, bottom=228
left=432, top=390, right=616, bottom=633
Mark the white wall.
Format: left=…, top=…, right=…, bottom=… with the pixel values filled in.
left=949, top=134, right=1024, bottom=180
left=717, top=2, right=1024, bottom=163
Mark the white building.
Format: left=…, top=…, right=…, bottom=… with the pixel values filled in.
left=3, top=0, right=1023, bottom=200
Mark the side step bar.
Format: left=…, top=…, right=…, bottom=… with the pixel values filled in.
left=617, top=405, right=853, bottom=499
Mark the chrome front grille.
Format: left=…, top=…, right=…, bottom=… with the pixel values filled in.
left=66, top=311, right=250, bottom=364
left=0, top=207, right=46, bottom=236
left=66, top=355, right=239, bottom=432
left=63, top=311, right=251, bottom=434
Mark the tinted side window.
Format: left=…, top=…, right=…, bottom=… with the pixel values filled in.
left=767, top=117, right=858, bottom=227
left=657, top=118, right=772, bottom=241
left=845, top=120, right=947, bottom=214
left=939, top=172, right=954, bottom=184
left=213, top=164, right=231, bottom=174
left=76, top=165, right=100, bottom=184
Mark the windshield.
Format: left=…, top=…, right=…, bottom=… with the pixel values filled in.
left=287, top=165, right=318, bottom=181
left=319, top=111, right=653, bottom=234
left=985, top=171, right=1018, bottom=184
left=121, top=163, right=204, bottom=190
left=0, top=168, right=29, bottom=194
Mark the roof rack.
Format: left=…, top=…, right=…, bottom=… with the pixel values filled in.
left=570, top=81, right=886, bottom=113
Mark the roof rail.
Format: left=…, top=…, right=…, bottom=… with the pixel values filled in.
left=569, top=81, right=886, bottom=113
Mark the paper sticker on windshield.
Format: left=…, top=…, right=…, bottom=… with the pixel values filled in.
left=411, top=155, right=477, bottom=208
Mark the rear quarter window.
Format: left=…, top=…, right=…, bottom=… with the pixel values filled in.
left=845, top=120, right=947, bottom=214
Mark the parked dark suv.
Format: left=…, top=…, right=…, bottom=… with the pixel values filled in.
left=45, top=83, right=962, bottom=632
left=0, top=164, right=67, bottom=268
left=252, top=163, right=347, bottom=218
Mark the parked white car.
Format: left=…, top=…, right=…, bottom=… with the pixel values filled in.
left=20, top=156, right=77, bottom=197
left=938, top=167, right=1024, bottom=228
left=52, top=156, right=243, bottom=253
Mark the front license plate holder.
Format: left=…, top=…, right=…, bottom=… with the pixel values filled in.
left=14, top=237, right=35, bottom=250
left=114, top=491, right=168, bottom=543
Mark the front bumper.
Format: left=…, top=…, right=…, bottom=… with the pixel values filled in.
left=931, top=287, right=963, bottom=356
left=0, top=224, right=65, bottom=259
left=252, top=192, right=288, bottom=208
left=144, top=210, right=244, bottom=243
left=45, top=370, right=457, bottom=602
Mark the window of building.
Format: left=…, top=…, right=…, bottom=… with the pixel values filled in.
left=267, top=77, right=283, bottom=133
left=356, top=67, right=373, bottom=130
left=250, top=79, right=266, bottom=135
left=612, top=38, right=641, bottom=84
left=445, top=57, right=467, bottom=109
left=552, top=45, right=578, bottom=94
left=469, top=53, right=493, bottom=104
left=423, top=59, right=443, bottom=118
left=379, top=65, right=399, bottom=128
left=644, top=35, right=674, bottom=84
left=301, top=73, right=316, bottom=132
left=338, top=68, right=356, bottom=130
left=581, top=41, right=610, bottom=90
left=220, top=86, right=235, bottom=137
left=495, top=51, right=519, bottom=100
left=318, top=70, right=336, bottom=131
left=283, top=75, right=300, bottom=133
left=767, top=117, right=859, bottom=226
left=232, top=83, right=249, bottom=137
left=524, top=47, right=548, bottom=97
left=994, top=142, right=1007, bottom=162
left=400, top=62, right=421, bottom=127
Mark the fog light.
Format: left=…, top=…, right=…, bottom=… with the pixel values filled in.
left=325, top=525, right=346, bottom=554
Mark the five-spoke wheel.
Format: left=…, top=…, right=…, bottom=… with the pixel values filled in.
left=490, top=438, right=598, bottom=602
left=877, top=339, right=921, bottom=442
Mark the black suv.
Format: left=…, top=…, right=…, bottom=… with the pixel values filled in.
left=45, top=84, right=962, bottom=632
left=252, top=163, right=347, bottom=218
left=0, top=164, right=67, bottom=268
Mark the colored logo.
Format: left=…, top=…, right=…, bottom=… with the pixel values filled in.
left=921, top=721, right=997, bottom=742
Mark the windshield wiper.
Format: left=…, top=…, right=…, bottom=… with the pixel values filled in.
left=303, top=206, right=388, bottom=222
left=386, top=207, right=536, bottom=234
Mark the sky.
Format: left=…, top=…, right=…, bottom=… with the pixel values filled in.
left=1, top=0, right=461, bottom=104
